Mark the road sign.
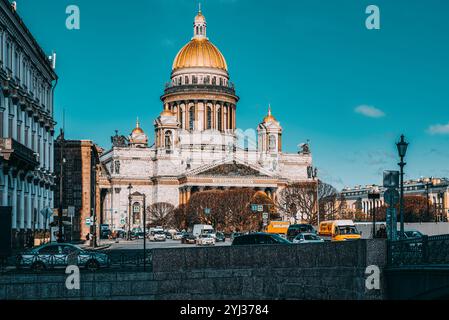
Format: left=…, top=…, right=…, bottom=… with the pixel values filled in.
left=258, top=205, right=263, bottom=212
left=383, top=171, right=399, bottom=188
left=85, top=218, right=91, bottom=226
left=262, top=212, right=269, bottom=220
left=384, top=189, right=399, bottom=206
left=120, top=218, right=126, bottom=224
left=40, top=207, right=53, bottom=219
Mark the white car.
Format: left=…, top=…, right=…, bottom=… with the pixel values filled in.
left=196, top=234, right=215, bottom=246
left=172, top=232, right=183, bottom=240
left=293, top=233, right=324, bottom=244
left=149, top=231, right=167, bottom=242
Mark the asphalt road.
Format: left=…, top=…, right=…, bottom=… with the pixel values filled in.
left=98, top=239, right=231, bottom=251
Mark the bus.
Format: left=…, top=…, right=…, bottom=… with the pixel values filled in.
left=266, top=221, right=290, bottom=238
left=318, top=220, right=361, bottom=242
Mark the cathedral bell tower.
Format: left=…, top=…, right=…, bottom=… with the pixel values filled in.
left=257, top=105, right=282, bottom=153
left=154, top=106, right=180, bottom=154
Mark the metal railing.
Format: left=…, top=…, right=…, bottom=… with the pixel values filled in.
left=0, top=138, right=39, bottom=167
left=388, top=234, right=449, bottom=267
left=163, top=83, right=237, bottom=96
left=0, top=250, right=153, bottom=274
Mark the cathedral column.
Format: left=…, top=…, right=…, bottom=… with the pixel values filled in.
left=211, top=101, right=216, bottom=130
left=179, top=188, right=184, bottom=205
left=220, top=103, right=226, bottom=132
left=194, top=101, right=199, bottom=131
left=186, top=187, right=191, bottom=204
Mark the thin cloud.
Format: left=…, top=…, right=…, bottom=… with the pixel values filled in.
left=427, top=122, right=449, bottom=135
left=355, top=105, right=385, bottom=118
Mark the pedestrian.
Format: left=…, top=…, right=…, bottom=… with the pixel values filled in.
left=86, top=232, right=90, bottom=241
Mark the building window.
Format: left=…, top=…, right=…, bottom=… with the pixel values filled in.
left=165, top=130, right=172, bottom=149
left=212, top=77, right=216, bottom=85
left=192, top=75, right=197, bottom=84
left=8, top=118, right=12, bottom=138
left=189, top=106, right=195, bottom=131
left=207, top=107, right=212, bottom=129
left=269, top=135, right=276, bottom=151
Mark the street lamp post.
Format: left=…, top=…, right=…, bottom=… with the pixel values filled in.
left=127, top=184, right=133, bottom=240
left=309, top=166, right=319, bottom=227
left=368, top=189, right=380, bottom=239
left=425, top=180, right=432, bottom=222
left=396, top=135, right=409, bottom=238
left=142, top=193, right=146, bottom=271
left=58, top=129, right=65, bottom=243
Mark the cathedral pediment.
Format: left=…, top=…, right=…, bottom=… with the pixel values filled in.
left=188, top=160, right=272, bottom=177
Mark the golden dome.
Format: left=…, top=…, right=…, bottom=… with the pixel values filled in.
left=263, top=105, right=277, bottom=123
left=172, top=38, right=228, bottom=72
left=160, top=109, right=175, bottom=117
left=131, top=118, right=144, bottom=135
left=195, top=12, right=205, bottom=23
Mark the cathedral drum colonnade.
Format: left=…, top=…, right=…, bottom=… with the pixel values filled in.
left=98, top=9, right=313, bottom=230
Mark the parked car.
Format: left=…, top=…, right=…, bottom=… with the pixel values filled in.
left=112, top=229, right=126, bottom=239
left=231, top=232, right=243, bottom=241
left=181, top=232, right=196, bottom=244
left=287, top=224, right=316, bottom=241
left=232, top=233, right=292, bottom=246
left=196, top=234, right=216, bottom=246
left=215, top=232, right=226, bottom=242
left=193, top=224, right=215, bottom=238
left=165, top=231, right=173, bottom=240
left=398, top=230, right=424, bottom=239
left=149, top=231, right=167, bottom=242
left=172, top=232, right=183, bottom=240
left=292, top=233, right=324, bottom=244
left=16, top=243, right=110, bottom=271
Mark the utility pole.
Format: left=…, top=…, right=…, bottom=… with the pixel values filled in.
left=57, top=128, right=64, bottom=243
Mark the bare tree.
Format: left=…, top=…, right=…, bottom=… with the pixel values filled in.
left=146, top=202, right=175, bottom=227
left=277, top=181, right=338, bottom=224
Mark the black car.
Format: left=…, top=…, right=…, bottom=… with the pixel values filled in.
left=287, top=224, right=316, bottom=242
left=232, top=233, right=292, bottom=245
left=215, top=232, right=226, bottom=242
left=181, top=232, right=196, bottom=244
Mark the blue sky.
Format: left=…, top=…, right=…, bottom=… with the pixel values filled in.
left=14, top=0, right=449, bottom=189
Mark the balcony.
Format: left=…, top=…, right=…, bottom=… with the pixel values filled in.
left=162, top=82, right=237, bottom=98
left=0, top=138, right=39, bottom=170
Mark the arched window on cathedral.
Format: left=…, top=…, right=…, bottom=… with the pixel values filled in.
left=192, top=75, right=198, bottom=84
left=217, top=107, right=222, bottom=131
left=189, top=106, right=195, bottom=131
left=269, top=135, right=276, bottom=152
left=220, top=78, right=223, bottom=86
left=206, top=107, right=212, bottom=130
left=165, top=130, right=172, bottom=150
left=212, top=77, right=216, bottom=85
left=185, top=76, right=189, bottom=85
